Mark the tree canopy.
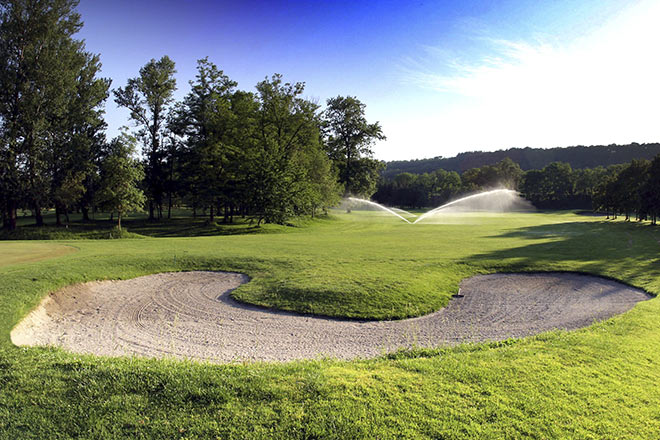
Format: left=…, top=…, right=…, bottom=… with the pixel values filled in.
left=114, top=55, right=177, bottom=220
left=323, top=96, right=385, bottom=197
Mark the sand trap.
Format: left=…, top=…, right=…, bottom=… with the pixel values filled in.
left=11, top=271, right=651, bottom=362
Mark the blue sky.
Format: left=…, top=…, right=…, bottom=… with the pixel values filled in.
left=77, top=0, right=658, bottom=161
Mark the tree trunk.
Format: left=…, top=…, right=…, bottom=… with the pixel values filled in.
left=6, top=200, right=17, bottom=231
left=148, top=200, right=155, bottom=221
left=118, top=212, right=122, bottom=231
left=55, top=204, right=63, bottom=226
left=34, top=203, right=43, bottom=227
left=209, top=204, right=214, bottom=222
left=168, top=193, right=172, bottom=219
left=82, top=206, right=90, bottom=222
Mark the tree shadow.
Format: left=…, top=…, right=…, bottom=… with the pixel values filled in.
left=462, top=220, right=660, bottom=294
left=2, top=216, right=270, bottom=239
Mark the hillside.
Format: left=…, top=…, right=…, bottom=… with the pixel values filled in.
left=383, top=143, right=660, bottom=177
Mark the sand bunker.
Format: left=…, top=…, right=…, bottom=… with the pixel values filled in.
left=11, top=271, right=651, bottom=362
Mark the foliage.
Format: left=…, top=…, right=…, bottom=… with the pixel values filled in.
left=639, top=156, right=660, bottom=224
left=374, top=159, right=518, bottom=209
left=374, top=169, right=461, bottom=208
left=0, top=0, right=109, bottom=229
left=245, top=74, right=340, bottom=224
left=114, top=55, right=177, bottom=220
left=95, top=133, right=145, bottom=230
left=323, top=96, right=386, bottom=197
left=461, top=157, right=523, bottom=191
left=170, top=58, right=238, bottom=221
left=384, top=142, right=660, bottom=178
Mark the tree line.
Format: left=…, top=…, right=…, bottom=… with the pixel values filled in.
left=0, top=0, right=384, bottom=231
left=376, top=155, right=660, bottom=224
left=383, top=143, right=660, bottom=178
left=374, top=158, right=523, bottom=208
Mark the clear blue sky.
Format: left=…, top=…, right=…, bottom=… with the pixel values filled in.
left=77, top=0, right=658, bottom=161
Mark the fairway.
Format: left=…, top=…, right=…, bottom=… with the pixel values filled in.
left=2, top=212, right=660, bottom=438
left=0, top=242, right=77, bottom=268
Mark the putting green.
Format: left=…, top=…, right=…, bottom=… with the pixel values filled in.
left=0, top=242, right=77, bottom=268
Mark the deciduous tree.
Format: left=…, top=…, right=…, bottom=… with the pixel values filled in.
left=323, top=96, right=385, bottom=197
left=114, top=55, right=176, bottom=220
left=0, top=0, right=105, bottom=229
left=95, top=132, right=145, bottom=231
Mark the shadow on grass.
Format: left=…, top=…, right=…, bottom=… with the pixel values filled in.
left=462, top=219, right=660, bottom=294
left=1, top=216, right=272, bottom=240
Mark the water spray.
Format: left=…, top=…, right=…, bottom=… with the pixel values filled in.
left=343, top=189, right=533, bottom=225
left=346, top=197, right=412, bottom=224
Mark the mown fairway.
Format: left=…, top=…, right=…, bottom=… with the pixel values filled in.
left=1, top=212, right=660, bottom=438
left=0, top=242, right=77, bottom=268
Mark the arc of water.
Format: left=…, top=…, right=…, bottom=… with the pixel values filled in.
left=390, top=207, right=418, bottom=218
left=347, top=197, right=412, bottom=224
left=412, top=189, right=516, bottom=224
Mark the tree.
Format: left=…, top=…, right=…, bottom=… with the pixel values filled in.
left=50, top=51, right=110, bottom=226
left=247, top=74, right=339, bottom=224
left=612, top=159, right=650, bottom=220
left=0, top=0, right=103, bottom=229
left=520, top=169, right=546, bottom=206
left=592, top=164, right=626, bottom=217
left=431, top=169, right=462, bottom=205
left=323, top=96, right=385, bottom=197
left=95, top=132, right=145, bottom=231
left=542, top=162, right=575, bottom=202
left=170, top=58, right=237, bottom=222
left=114, top=55, right=177, bottom=220
left=462, top=165, right=499, bottom=191
left=462, top=158, right=523, bottom=191
left=640, top=155, right=660, bottom=224
left=494, top=158, right=523, bottom=189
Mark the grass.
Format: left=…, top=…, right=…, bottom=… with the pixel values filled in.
left=1, top=209, right=287, bottom=240
left=0, top=242, right=77, bottom=268
left=1, top=210, right=660, bottom=438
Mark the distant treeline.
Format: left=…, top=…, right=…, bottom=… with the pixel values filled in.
left=375, top=156, right=660, bottom=223
left=383, top=143, right=660, bottom=178
left=374, top=158, right=522, bottom=209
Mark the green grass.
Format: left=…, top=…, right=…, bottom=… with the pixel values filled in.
left=0, top=242, right=77, bottom=268
left=1, top=208, right=289, bottom=240
left=1, top=211, right=660, bottom=438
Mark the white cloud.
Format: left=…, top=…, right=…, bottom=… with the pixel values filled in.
left=382, top=0, right=660, bottom=161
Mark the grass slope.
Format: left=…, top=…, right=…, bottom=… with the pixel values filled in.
left=1, top=211, right=659, bottom=438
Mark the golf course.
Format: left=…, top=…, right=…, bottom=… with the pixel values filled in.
left=2, top=210, right=660, bottom=438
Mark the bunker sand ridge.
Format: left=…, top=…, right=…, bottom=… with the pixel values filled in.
left=11, top=271, right=651, bottom=363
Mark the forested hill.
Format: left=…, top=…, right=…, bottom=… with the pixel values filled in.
left=383, top=143, right=660, bottom=178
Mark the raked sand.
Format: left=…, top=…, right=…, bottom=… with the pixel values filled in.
left=11, top=271, right=651, bottom=362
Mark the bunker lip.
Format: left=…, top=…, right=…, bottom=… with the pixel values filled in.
left=11, top=271, right=652, bottom=363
